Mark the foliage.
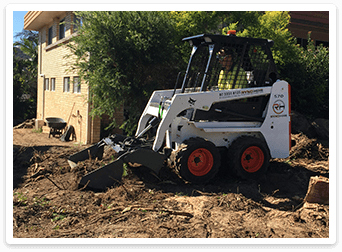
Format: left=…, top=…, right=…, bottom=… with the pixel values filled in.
left=69, top=10, right=328, bottom=135
left=169, top=11, right=226, bottom=65
left=13, top=30, right=38, bottom=120
left=69, top=11, right=179, bottom=135
left=70, top=11, right=224, bottom=135
left=281, top=35, right=329, bottom=118
left=222, top=11, right=297, bottom=66
left=221, top=11, right=329, bottom=119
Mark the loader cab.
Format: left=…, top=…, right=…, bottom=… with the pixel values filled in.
left=180, top=33, right=279, bottom=91
left=177, top=33, right=279, bottom=122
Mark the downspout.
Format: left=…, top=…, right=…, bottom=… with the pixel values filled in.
left=39, top=32, right=45, bottom=120
left=39, top=32, right=42, bottom=75
left=86, top=83, right=90, bottom=144
left=42, top=78, right=45, bottom=119
left=86, top=52, right=91, bottom=144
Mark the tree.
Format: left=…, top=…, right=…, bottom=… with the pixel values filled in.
left=13, top=30, right=38, bottom=121
left=222, top=11, right=297, bottom=66
left=69, top=11, right=178, bottom=134
left=169, top=11, right=227, bottom=65
left=70, top=11, right=228, bottom=135
left=281, top=35, right=329, bottom=118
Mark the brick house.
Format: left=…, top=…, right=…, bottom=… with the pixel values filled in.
left=24, top=11, right=123, bottom=144
left=289, top=11, right=329, bottom=47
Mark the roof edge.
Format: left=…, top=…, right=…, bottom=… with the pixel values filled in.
left=24, top=11, right=43, bottom=30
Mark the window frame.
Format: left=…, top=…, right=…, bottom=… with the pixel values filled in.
left=48, top=26, right=53, bottom=45
left=63, top=77, right=70, bottom=92
left=44, top=78, right=49, bottom=91
left=73, top=14, right=81, bottom=33
left=59, top=18, right=65, bottom=40
left=73, top=76, right=81, bottom=94
left=50, top=78, right=56, bottom=91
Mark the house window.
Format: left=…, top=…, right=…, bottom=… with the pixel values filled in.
left=51, top=78, right=55, bottom=91
left=64, top=77, right=70, bottom=92
left=73, top=77, right=81, bottom=93
left=73, top=14, right=81, bottom=32
left=48, top=26, right=53, bottom=45
left=296, top=38, right=308, bottom=49
left=59, top=19, right=65, bottom=40
left=316, top=40, right=329, bottom=48
left=44, top=78, right=49, bottom=91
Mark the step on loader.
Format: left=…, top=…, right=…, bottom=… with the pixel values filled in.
left=68, top=32, right=292, bottom=191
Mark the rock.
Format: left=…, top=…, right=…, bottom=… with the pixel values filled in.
left=304, top=176, right=329, bottom=205
left=310, top=118, right=329, bottom=140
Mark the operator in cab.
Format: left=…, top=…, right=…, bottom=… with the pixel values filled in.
left=217, top=48, right=247, bottom=90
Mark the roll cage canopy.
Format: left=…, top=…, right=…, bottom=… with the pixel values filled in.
left=182, top=34, right=275, bottom=47
left=177, top=34, right=279, bottom=93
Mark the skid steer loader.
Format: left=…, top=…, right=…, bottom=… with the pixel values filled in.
left=68, top=32, right=292, bottom=191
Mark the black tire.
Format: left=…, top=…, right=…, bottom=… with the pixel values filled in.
left=228, top=136, right=270, bottom=179
left=172, top=137, right=220, bottom=184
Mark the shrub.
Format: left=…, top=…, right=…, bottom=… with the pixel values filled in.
left=280, top=35, right=329, bottom=119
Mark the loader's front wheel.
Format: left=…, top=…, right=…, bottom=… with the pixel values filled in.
left=228, top=136, right=270, bottom=179
left=173, top=138, right=220, bottom=184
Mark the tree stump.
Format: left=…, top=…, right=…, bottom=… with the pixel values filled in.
left=304, top=176, right=329, bottom=205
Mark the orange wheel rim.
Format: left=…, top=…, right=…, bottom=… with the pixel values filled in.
left=187, top=148, right=214, bottom=176
left=241, top=146, right=264, bottom=173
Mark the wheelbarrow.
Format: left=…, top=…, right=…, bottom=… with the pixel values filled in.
left=45, top=117, right=67, bottom=138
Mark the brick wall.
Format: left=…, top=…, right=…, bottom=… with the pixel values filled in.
left=289, top=11, right=329, bottom=45
left=99, top=106, right=125, bottom=138
left=34, top=11, right=124, bottom=143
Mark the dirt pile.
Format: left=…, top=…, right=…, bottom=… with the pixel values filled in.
left=13, top=118, right=36, bottom=129
left=12, top=129, right=329, bottom=238
left=290, top=133, right=328, bottom=160
left=284, top=133, right=329, bottom=174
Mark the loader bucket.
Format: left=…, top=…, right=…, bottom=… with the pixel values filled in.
left=68, top=143, right=104, bottom=169
left=67, top=131, right=167, bottom=191
left=122, top=148, right=166, bottom=175
left=78, top=149, right=166, bottom=191
left=78, top=158, right=124, bottom=191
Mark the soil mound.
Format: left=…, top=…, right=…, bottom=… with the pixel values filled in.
left=290, top=133, right=328, bottom=160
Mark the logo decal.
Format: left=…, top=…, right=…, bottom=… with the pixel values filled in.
left=188, top=97, right=196, bottom=105
left=272, top=100, right=285, bottom=114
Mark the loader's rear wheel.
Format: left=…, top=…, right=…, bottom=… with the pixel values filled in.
left=228, top=136, right=270, bottom=179
left=173, top=138, right=220, bottom=184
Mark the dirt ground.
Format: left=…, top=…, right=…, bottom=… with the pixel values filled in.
left=12, top=128, right=329, bottom=238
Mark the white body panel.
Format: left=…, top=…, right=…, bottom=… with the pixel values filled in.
left=136, top=80, right=291, bottom=159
